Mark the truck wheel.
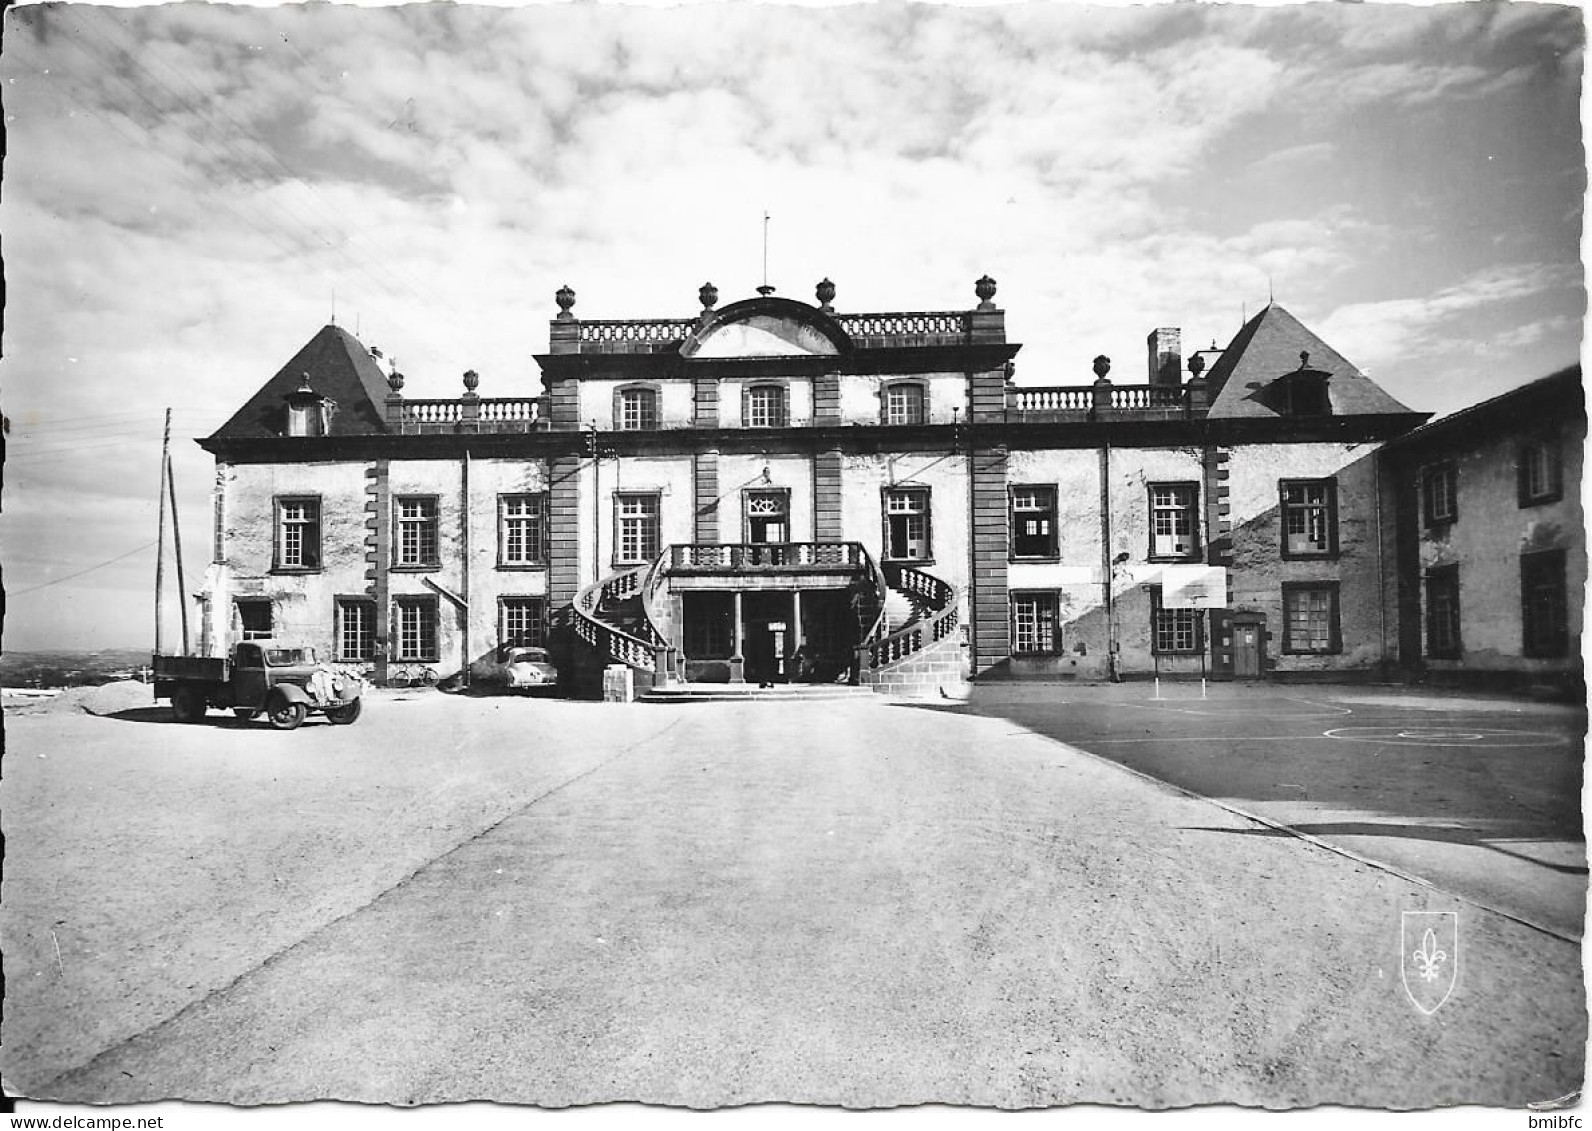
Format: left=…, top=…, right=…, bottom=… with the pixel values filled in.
left=325, top=699, right=362, bottom=725
left=171, top=687, right=205, bottom=723
left=267, top=696, right=307, bottom=731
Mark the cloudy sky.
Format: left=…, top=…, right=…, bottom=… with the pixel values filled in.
left=1, top=0, right=1583, bottom=651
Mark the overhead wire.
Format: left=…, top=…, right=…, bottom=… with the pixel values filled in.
left=10, top=540, right=159, bottom=596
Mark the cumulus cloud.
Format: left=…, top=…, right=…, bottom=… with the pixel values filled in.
left=0, top=2, right=1581, bottom=648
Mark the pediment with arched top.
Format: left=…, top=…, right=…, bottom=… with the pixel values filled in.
left=680, top=298, right=851, bottom=360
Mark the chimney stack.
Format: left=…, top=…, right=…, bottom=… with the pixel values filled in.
left=1147, top=327, right=1182, bottom=388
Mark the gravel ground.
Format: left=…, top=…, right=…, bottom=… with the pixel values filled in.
left=3, top=689, right=1584, bottom=1107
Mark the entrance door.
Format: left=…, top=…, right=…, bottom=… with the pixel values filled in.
left=742, top=592, right=794, bottom=684
left=1233, top=620, right=1264, bottom=679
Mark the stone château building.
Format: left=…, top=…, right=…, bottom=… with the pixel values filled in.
left=194, top=276, right=1570, bottom=696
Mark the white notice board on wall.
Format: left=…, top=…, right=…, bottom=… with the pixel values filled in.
left=1160, top=565, right=1228, bottom=609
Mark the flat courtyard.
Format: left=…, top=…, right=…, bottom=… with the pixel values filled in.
left=1, top=683, right=1583, bottom=1108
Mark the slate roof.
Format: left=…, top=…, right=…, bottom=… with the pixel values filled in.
left=1204, top=303, right=1416, bottom=420
left=1380, top=365, right=1583, bottom=454
left=209, top=324, right=392, bottom=440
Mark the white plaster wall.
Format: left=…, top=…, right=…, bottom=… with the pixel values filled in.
left=576, top=377, right=695, bottom=429
left=716, top=454, right=814, bottom=543
left=837, top=371, right=968, bottom=425
left=464, top=458, right=551, bottom=665
left=836, top=450, right=970, bottom=594
left=600, top=454, right=694, bottom=570
left=218, top=461, right=371, bottom=657
left=719, top=377, right=814, bottom=428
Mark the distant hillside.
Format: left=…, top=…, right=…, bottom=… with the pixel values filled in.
left=1, top=649, right=152, bottom=688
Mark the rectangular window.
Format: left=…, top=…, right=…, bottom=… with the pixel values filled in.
left=499, top=597, right=548, bottom=648
left=745, top=385, right=787, bottom=428
left=1422, top=463, right=1457, bottom=526
left=499, top=494, right=548, bottom=566
left=336, top=599, right=376, bottom=661
left=1425, top=566, right=1461, bottom=660
left=1521, top=549, right=1569, bottom=658
left=1148, top=483, right=1200, bottom=560
left=1011, top=591, right=1060, bottom=655
left=1281, top=479, right=1337, bottom=559
left=883, top=487, right=932, bottom=561
left=236, top=599, right=273, bottom=641
left=884, top=383, right=926, bottom=425
left=1518, top=441, right=1563, bottom=507
left=274, top=497, right=321, bottom=570
left=618, top=388, right=659, bottom=431
left=1010, top=486, right=1058, bottom=560
left=614, top=493, right=661, bottom=565
left=1150, top=588, right=1203, bottom=655
left=396, top=496, right=440, bottom=568
left=1282, top=583, right=1341, bottom=654
left=394, top=597, right=438, bottom=661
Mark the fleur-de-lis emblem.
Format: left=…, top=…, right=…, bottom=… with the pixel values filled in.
left=1411, top=927, right=1448, bottom=982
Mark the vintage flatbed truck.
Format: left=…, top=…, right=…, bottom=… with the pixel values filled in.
left=152, top=642, right=364, bottom=730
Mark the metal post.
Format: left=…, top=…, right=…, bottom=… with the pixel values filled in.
left=166, top=452, right=190, bottom=654
left=154, top=409, right=171, bottom=655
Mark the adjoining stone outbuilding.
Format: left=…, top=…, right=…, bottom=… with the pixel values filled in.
left=194, top=276, right=1556, bottom=697
left=1378, top=367, right=1585, bottom=698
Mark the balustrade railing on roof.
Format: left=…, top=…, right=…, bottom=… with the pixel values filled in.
left=1007, top=384, right=1189, bottom=414
left=577, top=319, right=696, bottom=344
left=835, top=312, right=968, bottom=338
left=398, top=398, right=542, bottom=428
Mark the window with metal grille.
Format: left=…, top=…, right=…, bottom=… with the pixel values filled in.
left=745, top=385, right=787, bottom=428
left=236, top=599, right=273, bottom=641
left=1423, top=463, right=1457, bottom=526
left=275, top=497, right=320, bottom=570
left=336, top=599, right=376, bottom=661
left=883, top=383, right=926, bottom=425
left=1518, top=441, right=1562, bottom=506
left=744, top=490, right=788, bottom=545
left=1010, top=486, right=1058, bottom=559
left=394, top=598, right=438, bottom=661
left=1148, top=483, right=1199, bottom=560
left=499, top=597, right=547, bottom=648
left=883, top=488, right=931, bottom=561
left=1283, top=583, right=1340, bottom=654
left=1521, top=550, right=1569, bottom=658
left=1281, top=480, right=1337, bottom=558
left=1425, top=566, right=1461, bottom=659
left=618, top=387, right=659, bottom=431
left=1150, top=588, right=1202, bottom=654
left=614, top=493, right=661, bottom=564
left=1011, top=591, right=1060, bottom=655
left=396, top=497, right=439, bottom=567
left=499, top=494, right=548, bottom=566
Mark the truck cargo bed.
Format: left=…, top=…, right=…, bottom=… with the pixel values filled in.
left=151, top=654, right=228, bottom=682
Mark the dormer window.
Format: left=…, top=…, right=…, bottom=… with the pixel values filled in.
left=1279, top=370, right=1330, bottom=417
left=283, top=377, right=335, bottom=436
left=745, top=384, right=788, bottom=428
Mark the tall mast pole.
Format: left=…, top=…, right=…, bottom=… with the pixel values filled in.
left=154, top=408, right=171, bottom=654
left=168, top=450, right=190, bottom=653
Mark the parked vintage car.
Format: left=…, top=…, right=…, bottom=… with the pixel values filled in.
left=504, top=646, right=560, bottom=690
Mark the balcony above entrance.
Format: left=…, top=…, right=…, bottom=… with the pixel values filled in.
left=667, top=542, right=870, bottom=590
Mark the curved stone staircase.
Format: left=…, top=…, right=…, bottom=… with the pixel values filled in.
left=571, top=547, right=962, bottom=698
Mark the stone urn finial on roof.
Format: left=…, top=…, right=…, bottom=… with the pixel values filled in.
left=387, top=364, right=404, bottom=394
left=1188, top=353, right=1206, bottom=377
left=975, top=274, right=998, bottom=309
left=699, top=282, right=718, bottom=312
left=463, top=369, right=480, bottom=393
left=1092, top=355, right=1112, bottom=381
left=816, top=277, right=836, bottom=312
left=555, top=284, right=576, bottom=320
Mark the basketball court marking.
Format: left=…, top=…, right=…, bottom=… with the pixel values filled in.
left=1126, top=696, right=1354, bottom=718
left=1323, top=726, right=1571, bottom=748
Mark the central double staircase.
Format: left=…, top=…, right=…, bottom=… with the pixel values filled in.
left=570, top=542, right=963, bottom=698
